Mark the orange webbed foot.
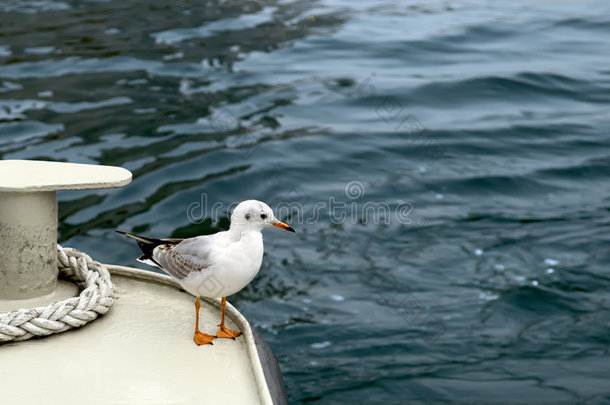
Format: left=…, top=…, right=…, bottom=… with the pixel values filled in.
left=216, top=326, right=242, bottom=339
left=194, top=331, right=215, bottom=346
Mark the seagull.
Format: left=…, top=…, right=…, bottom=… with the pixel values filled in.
left=116, top=200, right=295, bottom=345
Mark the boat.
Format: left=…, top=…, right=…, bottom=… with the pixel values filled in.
left=0, top=159, right=287, bottom=405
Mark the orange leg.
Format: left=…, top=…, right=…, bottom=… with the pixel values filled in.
left=215, top=297, right=242, bottom=339
left=193, top=297, right=215, bottom=346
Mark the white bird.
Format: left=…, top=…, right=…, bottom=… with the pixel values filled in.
left=116, top=199, right=295, bottom=345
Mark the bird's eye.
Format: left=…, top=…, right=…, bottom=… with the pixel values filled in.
left=261, top=214, right=267, bottom=219
left=245, top=214, right=250, bottom=220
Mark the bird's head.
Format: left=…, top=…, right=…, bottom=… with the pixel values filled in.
left=230, top=200, right=295, bottom=233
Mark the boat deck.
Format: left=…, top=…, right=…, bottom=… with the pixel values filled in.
left=0, top=266, right=275, bottom=404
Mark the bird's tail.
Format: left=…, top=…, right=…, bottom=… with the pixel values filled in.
left=115, top=230, right=183, bottom=266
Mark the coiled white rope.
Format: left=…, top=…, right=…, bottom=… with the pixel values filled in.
left=0, top=245, right=114, bottom=343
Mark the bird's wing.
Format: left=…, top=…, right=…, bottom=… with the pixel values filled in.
left=152, top=235, right=217, bottom=280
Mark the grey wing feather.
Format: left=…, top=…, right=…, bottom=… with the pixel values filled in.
left=152, top=236, right=214, bottom=280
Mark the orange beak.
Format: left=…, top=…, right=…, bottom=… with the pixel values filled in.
left=272, top=220, right=295, bottom=233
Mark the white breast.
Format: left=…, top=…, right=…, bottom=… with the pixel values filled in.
left=179, top=231, right=264, bottom=298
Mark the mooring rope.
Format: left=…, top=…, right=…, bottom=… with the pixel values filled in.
left=0, top=245, right=114, bottom=343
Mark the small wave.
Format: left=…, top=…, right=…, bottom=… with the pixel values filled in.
left=408, top=72, right=610, bottom=106
left=49, top=97, right=132, bottom=114
left=0, top=121, right=64, bottom=145
left=536, top=156, right=610, bottom=181
left=152, top=6, right=278, bottom=45
left=0, top=0, right=69, bottom=14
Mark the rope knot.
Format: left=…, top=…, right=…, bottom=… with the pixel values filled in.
left=0, top=245, right=114, bottom=343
